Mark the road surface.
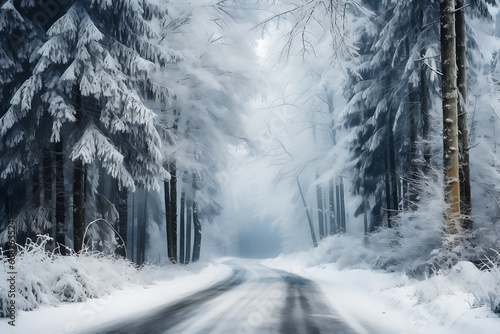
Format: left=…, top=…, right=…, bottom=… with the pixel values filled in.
left=93, top=259, right=358, bottom=334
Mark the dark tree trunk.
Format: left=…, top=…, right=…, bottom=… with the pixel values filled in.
left=43, top=147, right=53, bottom=236
left=130, top=191, right=135, bottom=262
left=164, top=170, right=171, bottom=260
left=363, top=198, right=368, bottom=235
left=335, top=181, right=341, bottom=232
left=328, top=180, right=336, bottom=235
left=191, top=175, right=201, bottom=262
left=55, top=140, right=66, bottom=255
left=73, top=158, right=86, bottom=253
left=139, top=190, right=148, bottom=264
left=179, top=190, right=185, bottom=264
left=419, top=8, right=431, bottom=174
left=440, top=0, right=461, bottom=246
left=192, top=200, right=202, bottom=262
left=384, top=147, right=393, bottom=228
left=168, top=161, right=178, bottom=263
left=165, top=161, right=178, bottom=263
left=339, top=178, right=346, bottom=232
left=118, top=185, right=128, bottom=257
left=185, top=190, right=192, bottom=264
left=421, top=58, right=431, bottom=170
left=409, top=89, right=419, bottom=210
left=73, top=89, right=86, bottom=254
left=388, top=122, right=399, bottom=218
left=456, top=0, right=472, bottom=230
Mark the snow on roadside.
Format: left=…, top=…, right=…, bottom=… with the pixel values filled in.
left=0, top=239, right=232, bottom=333
left=263, top=245, right=500, bottom=334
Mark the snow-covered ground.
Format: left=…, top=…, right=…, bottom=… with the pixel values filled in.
left=0, top=260, right=232, bottom=333
left=1, top=244, right=499, bottom=333
left=264, top=251, right=500, bottom=334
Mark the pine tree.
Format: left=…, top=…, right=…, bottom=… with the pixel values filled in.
left=0, top=0, right=50, bottom=242
left=344, top=0, right=441, bottom=231
left=1, top=0, right=175, bottom=253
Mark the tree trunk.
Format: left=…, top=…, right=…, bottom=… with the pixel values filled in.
left=73, top=158, right=86, bottom=253
left=192, top=175, right=201, bottom=262
left=363, top=199, right=368, bottom=235
left=73, top=89, right=86, bottom=254
left=179, top=190, right=185, bottom=264
left=339, top=178, right=346, bottom=232
left=409, top=90, right=419, bottom=210
left=316, top=177, right=325, bottom=239
left=441, top=0, right=461, bottom=247
left=384, top=147, right=393, bottom=228
left=388, top=122, right=399, bottom=218
left=131, top=191, right=135, bottom=262
left=164, top=177, right=171, bottom=258
left=139, top=190, right=148, bottom=264
left=166, top=161, right=178, bottom=263
left=421, top=57, right=431, bottom=171
left=55, top=139, right=66, bottom=255
left=456, top=0, right=472, bottom=230
left=335, top=181, right=341, bottom=232
left=170, top=165, right=178, bottom=262
left=328, top=180, right=336, bottom=235
left=118, top=185, right=128, bottom=258
left=185, top=189, right=192, bottom=264
left=42, top=148, right=53, bottom=246
left=192, top=201, right=202, bottom=262
left=296, top=177, right=318, bottom=247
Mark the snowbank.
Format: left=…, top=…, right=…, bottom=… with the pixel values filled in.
left=0, top=236, right=221, bottom=320
left=263, top=241, right=500, bottom=334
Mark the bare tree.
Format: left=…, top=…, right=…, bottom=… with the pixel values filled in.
left=257, top=0, right=354, bottom=61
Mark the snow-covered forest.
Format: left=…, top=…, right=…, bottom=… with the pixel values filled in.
left=1, top=0, right=500, bottom=333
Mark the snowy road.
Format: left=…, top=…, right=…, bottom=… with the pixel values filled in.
left=94, top=259, right=358, bottom=334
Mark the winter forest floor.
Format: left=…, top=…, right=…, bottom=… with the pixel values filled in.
left=1, top=242, right=500, bottom=334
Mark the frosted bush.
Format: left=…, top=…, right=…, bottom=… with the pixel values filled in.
left=413, top=256, right=500, bottom=313
left=0, top=235, right=179, bottom=316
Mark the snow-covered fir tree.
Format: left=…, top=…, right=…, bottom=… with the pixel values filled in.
left=0, top=0, right=175, bottom=253
left=0, top=0, right=48, bottom=242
